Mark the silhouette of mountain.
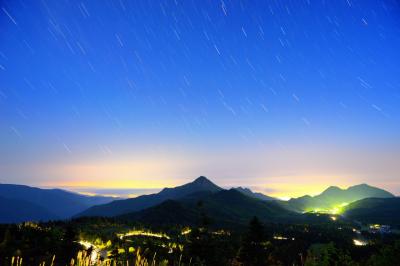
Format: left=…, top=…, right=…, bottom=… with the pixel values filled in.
left=233, top=187, right=275, bottom=201
left=77, top=176, right=222, bottom=217
left=0, top=196, right=58, bottom=223
left=0, top=184, right=116, bottom=221
left=343, top=197, right=400, bottom=225
left=118, top=188, right=296, bottom=227
left=284, top=184, right=394, bottom=212
left=158, top=176, right=222, bottom=197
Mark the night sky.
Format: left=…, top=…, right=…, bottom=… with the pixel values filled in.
left=1, top=0, right=400, bottom=198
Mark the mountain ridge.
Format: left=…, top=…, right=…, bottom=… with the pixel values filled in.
left=0, top=183, right=116, bottom=221
left=233, top=187, right=276, bottom=201
left=76, top=176, right=222, bottom=218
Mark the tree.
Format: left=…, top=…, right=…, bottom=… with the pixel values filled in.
left=367, top=240, right=400, bottom=266
left=305, top=243, right=355, bottom=266
left=64, top=225, right=77, bottom=243
left=238, top=216, right=269, bottom=266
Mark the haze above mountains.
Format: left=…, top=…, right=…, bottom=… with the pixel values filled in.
left=0, top=176, right=398, bottom=226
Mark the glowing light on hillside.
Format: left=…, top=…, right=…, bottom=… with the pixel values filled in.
left=353, top=239, right=367, bottom=246
left=181, top=228, right=191, bottom=235
left=369, top=224, right=381, bottom=229
left=329, top=202, right=349, bottom=214
left=77, top=240, right=99, bottom=263
left=308, top=202, right=350, bottom=215
left=273, top=235, right=295, bottom=241
left=118, top=230, right=170, bottom=240
left=212, top=230, right=230, bottom=236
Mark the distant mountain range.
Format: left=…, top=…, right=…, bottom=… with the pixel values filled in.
left=77, top=177, right=397, bottom=227
left=0, top=177, right=398, bottom=226
left=283, top=184, right=394, bottom=212
left=0, top=184, right=115, bottom=222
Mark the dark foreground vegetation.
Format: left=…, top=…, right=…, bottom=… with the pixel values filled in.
left=1, top=214, right=399, bottom=266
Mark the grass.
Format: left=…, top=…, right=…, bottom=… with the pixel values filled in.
left=9, top=250, right=171, bottom=266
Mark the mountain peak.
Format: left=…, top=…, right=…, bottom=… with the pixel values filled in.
left=193, top=176, right=212, bottom=184
left=323, top=186, right=343, bottom=194
left=189, top=176, right=221, bottom=191
left=158, top=176, right=221, bottom=198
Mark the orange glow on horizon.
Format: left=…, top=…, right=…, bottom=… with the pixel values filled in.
left=37, top=155, right=194, bottom=190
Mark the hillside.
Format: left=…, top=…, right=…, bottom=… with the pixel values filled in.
left=343, top=197, right=400, bottom=225
left=118, top=188, right=297, bottom=228
left=0, top=196, right=58, bottom=223
left=118, top=200, right=200, bottom=226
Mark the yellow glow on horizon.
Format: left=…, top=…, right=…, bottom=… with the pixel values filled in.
left=32, top=155, right=380, bottom=199
left=276, top=196, right=291, bottom=201
left=41, top=172, right=360, bottom=200
left=4, top=142, right=399, bottom=199
left=257, top=182, right=347, bottom=199
left=245, top=174, right=356, bottom=199
left=76, top=191, right=121, bottom=198
left=38, top=156, right=193, bottom=189
left=54, top=180, right=169, bottom=189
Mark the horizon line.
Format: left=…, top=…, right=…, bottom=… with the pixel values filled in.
left=1, top=180, right=397, bottom=200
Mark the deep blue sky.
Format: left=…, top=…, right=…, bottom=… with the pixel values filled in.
left=1, top=0, right=400, bottom=197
